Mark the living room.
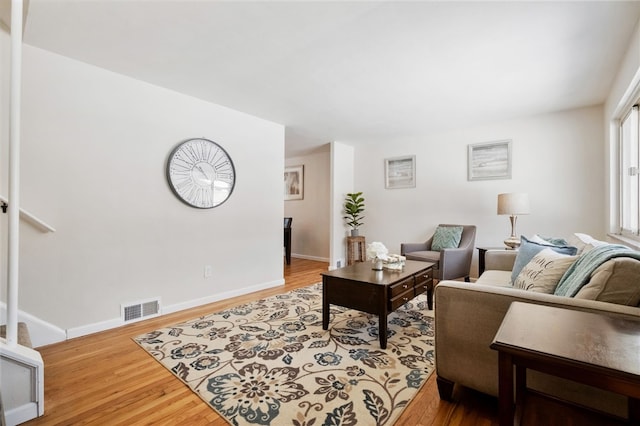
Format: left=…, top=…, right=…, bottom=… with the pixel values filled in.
left=2, top=1, right=640, bottom=424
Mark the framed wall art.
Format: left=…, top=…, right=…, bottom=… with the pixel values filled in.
left=468, top=140, right=512, bottom=181
left=284, top=165, right=304, bottom=200
left=385, top=155, right=416, bottom=189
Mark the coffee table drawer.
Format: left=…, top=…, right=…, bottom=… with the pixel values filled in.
left=414, top=270, right=433, bottom=296
left=389, top=287, right=415, bottom=311
left=390, top=277, right=414, bottom=297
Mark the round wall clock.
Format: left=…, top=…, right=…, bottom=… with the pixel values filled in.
left=166, top=138, right=236, bottom=208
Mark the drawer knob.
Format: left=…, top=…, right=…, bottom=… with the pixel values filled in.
left=403, top=297, right=409, bottom=302
left=403, top=284, right=408, bottom=289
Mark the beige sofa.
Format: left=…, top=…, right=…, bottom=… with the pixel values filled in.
left=434, top=243, right=640, bottom=420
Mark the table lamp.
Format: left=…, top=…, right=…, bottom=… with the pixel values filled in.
left=497, top=193, right=530, bottom=249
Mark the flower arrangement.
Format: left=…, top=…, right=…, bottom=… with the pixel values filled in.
left=367, top=242, right=388, bottom=271
left=366, top=242, right=405, bottom=271
left=366, top=242, right=389, bottom=262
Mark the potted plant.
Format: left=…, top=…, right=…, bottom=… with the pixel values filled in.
left=344, top=192, right=365, bottom=236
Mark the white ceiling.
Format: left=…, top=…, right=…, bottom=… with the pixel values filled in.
left=17, top=0, right=640, bottom=156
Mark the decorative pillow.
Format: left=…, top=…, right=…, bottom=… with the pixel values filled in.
left=510, top=236, right=578, bottom=284
left=566, top=233, right=608, bottom=256
left=431, top=226, right=463, bottom=251
left=573, top=258, right=640, bottom=306
left=529, top=234, right=569, bottom=247
left=513, top=248, right=578, bottom=293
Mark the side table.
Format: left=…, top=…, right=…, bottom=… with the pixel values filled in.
left=491, top=302, right=640, bottom=426
left=284, top=225, right=292, bottom=265
left=346, top=236, right=366, bottom=265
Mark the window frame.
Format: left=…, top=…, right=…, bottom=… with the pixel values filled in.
left=618, top=104, right=640, bottom=239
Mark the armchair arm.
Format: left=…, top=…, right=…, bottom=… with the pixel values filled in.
left=484, top=250, right=518, bottom=271
left=400, top=241, right=429, bottom=255
left=439, top=247, right=472, bottom=280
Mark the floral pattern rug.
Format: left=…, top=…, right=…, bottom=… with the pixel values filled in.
left=134, top=283, right=435, bottom=426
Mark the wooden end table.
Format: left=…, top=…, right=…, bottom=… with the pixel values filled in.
left=491, top=302, right=640, bottom=426
left=321, top=260, right=434, bottom=349
left=284, top=225, right=292, bottom=265
left=346, top=236, right=366, bottom=265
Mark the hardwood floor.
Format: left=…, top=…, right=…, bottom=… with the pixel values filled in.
left=24, top=258, right=499, bottom=426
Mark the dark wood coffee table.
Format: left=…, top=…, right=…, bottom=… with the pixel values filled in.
left=321, top=260, right=434, bottom=349
left=491, top=302, right=640, bottom=426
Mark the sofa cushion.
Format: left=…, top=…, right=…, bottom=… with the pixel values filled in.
left=510, top=236, right=578, bottom=284
left=475, top=270, right=512, bottom=287
left=573, top=258, right=640, bottom=306
left=512, top=248, right=578, bottom=293
left=431, top=225, right=463, bottom=251
left=404, top=250, right=440, bottom=264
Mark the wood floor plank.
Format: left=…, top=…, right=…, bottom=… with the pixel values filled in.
left=23, top=258, right=500, bottom=425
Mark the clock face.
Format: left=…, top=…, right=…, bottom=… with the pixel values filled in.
left=166, top=138, right=236, bottom=208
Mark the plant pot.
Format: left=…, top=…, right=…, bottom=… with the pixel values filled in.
left=350, top=229, right=359, bottom=237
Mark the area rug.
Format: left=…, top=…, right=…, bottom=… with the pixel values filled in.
left=134, top=283, right=435, bottom=426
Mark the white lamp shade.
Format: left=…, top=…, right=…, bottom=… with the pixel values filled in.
left=497, top=193, right=530, bottom=215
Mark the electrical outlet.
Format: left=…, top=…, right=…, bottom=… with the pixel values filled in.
left=337, top=260, right=342, bottom=268
left=204, top=265, right=212, bottom=278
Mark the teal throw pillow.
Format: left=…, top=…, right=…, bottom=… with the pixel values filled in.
left=510, top=236, right=578, bottom=284
left=543, top=236, right=569, bottom=246
left=531, top=234, right=570, bottom=246
left=431, top=226, right=464, bottom=251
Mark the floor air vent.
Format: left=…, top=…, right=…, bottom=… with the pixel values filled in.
left=121, top=298, right=161, bottom=323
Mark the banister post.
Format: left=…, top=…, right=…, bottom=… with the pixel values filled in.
left=6, top=0, right=23, bottom=347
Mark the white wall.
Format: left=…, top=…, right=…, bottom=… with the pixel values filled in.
left=284, top=147, right=330, bottom=261
left=350, top=105, right=605, bottom=277
left=606, top=19, right=640, bottom=121
left=1, top=38, right=285, bottom=337
left=330, top=142, right=355, bottom=269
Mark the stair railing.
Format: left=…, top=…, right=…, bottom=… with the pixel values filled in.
left=0, top=195, right=55, bottom=233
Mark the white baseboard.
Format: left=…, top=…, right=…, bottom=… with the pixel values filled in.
left=291, top=253, right=329, bottom=262
left=163, top=278, right=284, bottom=315
left=65, top=317, right=124, bottom=340
left=66, top=278, right=285, bottom=339
left=0, top=303, right=67, bottom=348
left=5, top=402, right=40, bottom=426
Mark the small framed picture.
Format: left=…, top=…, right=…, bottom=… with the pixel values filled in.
left=284, top=165, right=304, bottom=200
left=468, top=140, right=512, bottom=181
left=385, top=155, right=416, bottom=189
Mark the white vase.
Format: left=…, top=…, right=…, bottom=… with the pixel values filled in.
left=372, top=258, right=383, bottom=271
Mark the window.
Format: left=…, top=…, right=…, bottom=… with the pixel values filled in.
left=619, top=105, right=639, bottom=236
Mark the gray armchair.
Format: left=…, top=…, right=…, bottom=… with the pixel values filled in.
left=400, top=224, right=476, bottom=281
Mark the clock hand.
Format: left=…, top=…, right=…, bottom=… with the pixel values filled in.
left=195, top=165, right=213, bottom=185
